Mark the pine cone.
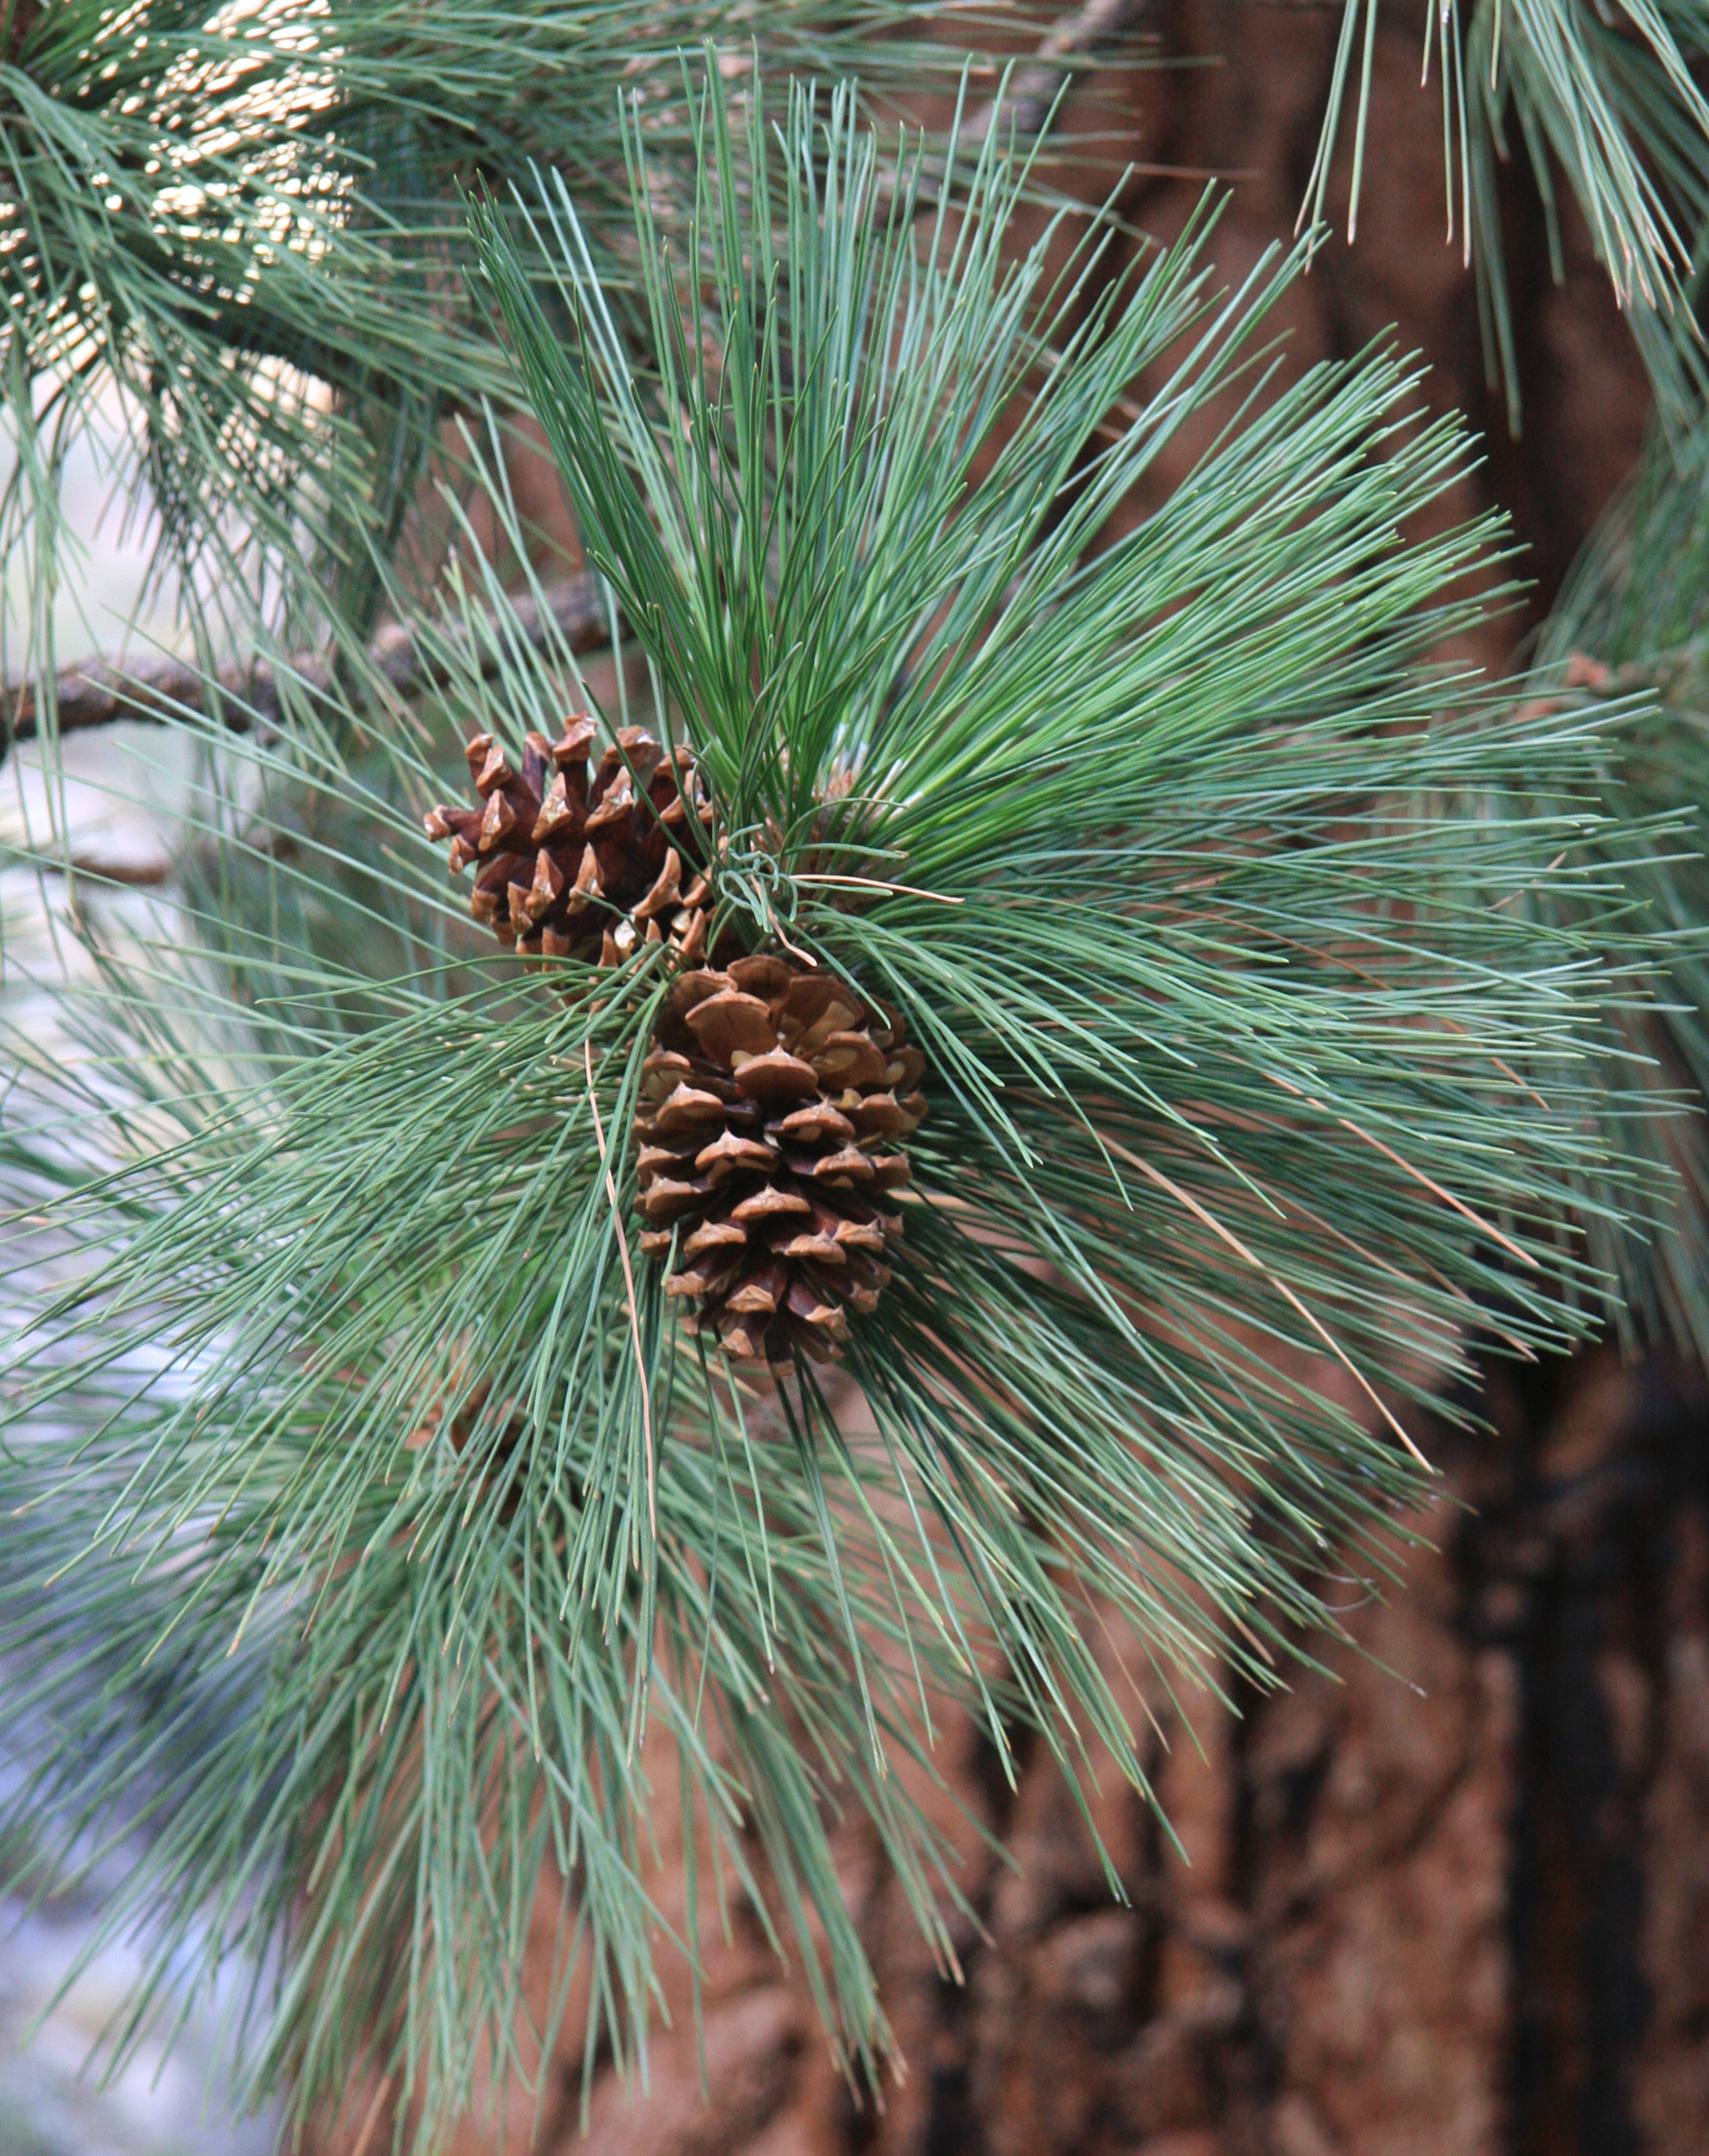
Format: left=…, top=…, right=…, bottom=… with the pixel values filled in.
left=635, top=955, right=927, bottom=1378
left=425, top=722, right=715, bottom=965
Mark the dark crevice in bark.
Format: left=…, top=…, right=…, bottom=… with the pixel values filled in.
left=970, top=1717, right=1036, bottom=1844
left=1508, top=1476, right=1647, bottom=2156
left=1468, top=1349, right=1709, bottom=2156
left=1132, top=1772, right=1169, bottom=2028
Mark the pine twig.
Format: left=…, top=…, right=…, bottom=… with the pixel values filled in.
left=971, top=0, right=1152, bottom=142
left=2, top=571, right=616, bottom=751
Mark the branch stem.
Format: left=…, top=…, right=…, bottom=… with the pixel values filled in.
left=2, top=571, right=617, bottom=749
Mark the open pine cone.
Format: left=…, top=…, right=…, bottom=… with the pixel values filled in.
left=636, top=955, right=926, bottom=1378
left=426, top=722, right=714, bottom=964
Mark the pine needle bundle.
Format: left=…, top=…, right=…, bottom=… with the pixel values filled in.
left=0, top=0, right=1007, bottom=675
left=1304, top=0, right=1709, bottom=430
left=0, top=73, right=1680, bottom=2149
left=1469, top=420, right=1709, bottom=1356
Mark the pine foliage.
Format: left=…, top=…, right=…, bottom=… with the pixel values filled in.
left=1475, top=418, right=1709, bottom=1356
left=1305, top=0, right=1709, bottom=430
left=0, top=0, right=995, bottom=682
left=0, top=73, right=1686, bottom=2146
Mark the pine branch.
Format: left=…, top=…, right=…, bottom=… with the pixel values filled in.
left=1488, top=417, right=1709, bottom=1361
left=969, top=0, right=1152, bottom=138
left=2, top=570, right=615, bottom=747
left=0, top=2, right=1021, bottom=679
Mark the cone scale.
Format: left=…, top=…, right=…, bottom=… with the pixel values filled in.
left=637, top=957, right=924, bottom=1377
left=426, top=721, right=715, bottom=966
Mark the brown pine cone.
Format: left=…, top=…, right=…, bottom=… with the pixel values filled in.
left=634, top=955, right=927, bottom=1378
left=425, top=722, right=715, bottom=965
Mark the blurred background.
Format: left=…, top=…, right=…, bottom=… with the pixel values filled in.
left=0, top=391, right=277, bottom=2156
